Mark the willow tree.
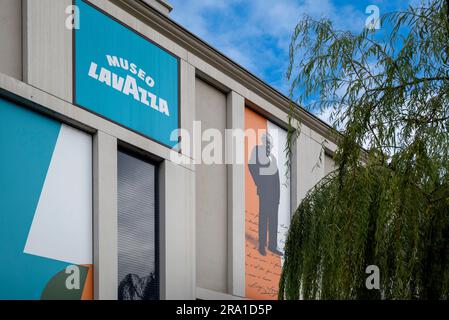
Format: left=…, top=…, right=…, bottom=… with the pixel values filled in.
left=280, top=0, right=449, bottom=299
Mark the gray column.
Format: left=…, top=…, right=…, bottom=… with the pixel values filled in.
left=180, top=59, right=196, bottom=159
left=159, top=161, right=196, bottom=299
left=290, top=133, right=300, bottom=212
left=226, top=91, right=245, bottom=297
left=93, top=131, right=118, bottom=300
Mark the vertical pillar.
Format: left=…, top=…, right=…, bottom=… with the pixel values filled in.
left=291, top=131, right=300, bottom=212
left=180, top=59, right=196, bottom=159
left=159, top=161, right=196, bottom=299
left=226, top=91, right=245, bottom=297
left=93, top=131, right=118, bottom=300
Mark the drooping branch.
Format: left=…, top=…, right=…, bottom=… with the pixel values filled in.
left=281, top=0, right=449, bottom=300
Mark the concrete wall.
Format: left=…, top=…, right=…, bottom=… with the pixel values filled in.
left=324, top=153, right=337, bottom=176
left=195, top=78, right=228, bottom=293
left=295, top=127, right=328, bottom=207
left=0, top=0, right=22, bottom=79
left=23, top=0, right=72, bottom=102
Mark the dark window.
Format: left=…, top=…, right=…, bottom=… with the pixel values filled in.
left=117, top=151, right=159, bottom=300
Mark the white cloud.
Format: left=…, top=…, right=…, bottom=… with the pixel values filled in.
left=317, top=106, right=335, bottom=126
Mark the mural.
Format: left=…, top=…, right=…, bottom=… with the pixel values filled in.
left=245, top=108, right=291, bottom=299
left=0, top=98, right=93, bottom=300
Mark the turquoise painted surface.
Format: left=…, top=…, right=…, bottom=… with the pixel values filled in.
left=0, top=98, right=69, bottom=300
left=75, top=0, right=179, bottom=148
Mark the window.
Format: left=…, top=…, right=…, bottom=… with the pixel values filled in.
left=117, top=151, right=159, bottom=300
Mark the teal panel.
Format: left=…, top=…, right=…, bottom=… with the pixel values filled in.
left=0, top=97, right=70, bottom=300
left=75, top=0, right=179, bottom=148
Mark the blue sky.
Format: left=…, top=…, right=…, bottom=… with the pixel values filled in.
left=168, top=0, right=416, bottom=121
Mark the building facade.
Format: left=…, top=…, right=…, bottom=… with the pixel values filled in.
left=0, top=0, right=337, bottom=300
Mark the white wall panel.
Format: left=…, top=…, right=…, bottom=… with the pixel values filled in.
left=267, top=121, right=291, bottom=253
left=24, top=124, right=92, bottom=265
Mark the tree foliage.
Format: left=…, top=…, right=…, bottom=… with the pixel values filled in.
left=280, top=0, right=449, bottom=299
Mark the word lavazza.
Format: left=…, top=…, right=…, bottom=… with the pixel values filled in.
left=87, top=55, right=170, bottom=116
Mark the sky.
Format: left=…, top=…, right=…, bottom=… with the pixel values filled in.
left=168, top=0, right=416, bottom=123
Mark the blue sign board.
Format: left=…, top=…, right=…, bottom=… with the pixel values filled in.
left=75, top=0, right=179, bottom=148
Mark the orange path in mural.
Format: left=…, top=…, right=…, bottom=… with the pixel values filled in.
left=245, top=108, right=282, bottom=300
left=81, top=264, right=94, bottom=300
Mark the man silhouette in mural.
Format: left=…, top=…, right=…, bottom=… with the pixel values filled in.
left=249, top=132, right=283, bottom=256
